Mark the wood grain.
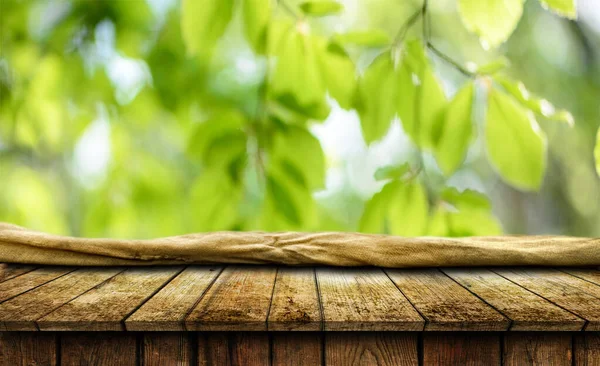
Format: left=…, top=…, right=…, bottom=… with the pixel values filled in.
left=61, top=333, right=137, bottom=365
left=126, top=266, right=222, bottom=331
left=387, top=269, right=508, bottom=331
left=37, top=267, right=182, bottom=331
left=0, top=267, right=73, bottom=303
left=0, top=332, right=56, bottom=366
left=186, top=266, right=277, bottom=331
left=575, top=333, right=600, bottom=366
left=504, top=333, right=572, bottom=366
left=272, top=333, right=322, bottom=366
left=143, top=333, right=191, bottom=366
left=423, top=333, right=500, bottom=366
left=0, top=265, right=36, bottom=283
left=197, top=332, right=270, bottom=366
left=444, top=268, right=584, bottom=331
left=0, top=267, right=123, bottom=331
left=562, top=268, right=600, bottom=286
left=317, top=268, right=423, bottom=331
left=325, top=332, right=418, bottom=366
left=495, top=268, right=600, bottom=331
left=268, top=267, right=321, bottom=331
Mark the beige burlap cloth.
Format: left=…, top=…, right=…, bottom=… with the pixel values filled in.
left=1, top=222, right=599, bottom=267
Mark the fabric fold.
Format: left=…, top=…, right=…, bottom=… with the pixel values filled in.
left=1, top=223, right=599, bottom=267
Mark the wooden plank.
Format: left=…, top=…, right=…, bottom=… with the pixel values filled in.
left=495, top=268, right=600, bottom=331
left=0, top=264, right=37, bottom=283
left=575, top=333, right=600, bottom=366
left=504, top=333, right=572, bottom=366
left=272, top=333, right=322, bottom=366
left=37, top=267, right=183, bottom=331
left=143, top=333, right=191, bottom=366
left=0, top=267, right=73, bottom=303
left=423, top=333, right=500, bottom=366
left=325, top=333, right=418, bottom=366
left=126, top=266, right=222, bottom=331
left=387, top=269, right=508, bottom=331
left=186, top=266, right=277, bottom=331
left=0, top=267, right=123, bottom=331
left=444, top=268, right=585, bottom=331
left=0, top=332, right=57, bottom=366
left=317, top=268, right=423, bottom=331
left=562, top=268, right=600, bottom=286
left=197, top=332, right=269, bottom=366
left=268, top=267, right=321, bottom=331
left=61, top=333, right=137, bottom=365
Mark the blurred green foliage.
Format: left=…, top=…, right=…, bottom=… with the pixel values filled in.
left=1, top=0, right=599, bottom=239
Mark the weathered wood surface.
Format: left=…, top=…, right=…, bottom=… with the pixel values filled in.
left=0, top=264, right=599, bottom=332
left=317, top=268, right=423, bottom=331
left=37, top=267, right=183, bottom=331
left=186, top=266, right=277, bottom=331
left=325, top=332, right=418, bottom=366
left=494, top=268, right=600, bottom=331
left=387, top=269, right=509, bottom=331
left=268, top=267, right=321, bottom=331
left=444, top=268, right=585, bottom=331
left=503, top=333, right=573, bottom=366
left=126, top=266, right=222, bottom=331
left=422, top=333, right=501, bottom=365
left=2, top=332, right=600, bottom=365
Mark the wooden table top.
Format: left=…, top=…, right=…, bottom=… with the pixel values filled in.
left=0, top=265, right=599, bottom=332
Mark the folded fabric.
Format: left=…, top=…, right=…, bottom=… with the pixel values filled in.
left=1, top=222, right=598, bottom=267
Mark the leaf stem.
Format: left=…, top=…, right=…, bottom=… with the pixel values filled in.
left=393, top=9, right=422, bottom=46
left=279, top=0, right=300, bottom=19
left=426, top=42, right=476, bottom=78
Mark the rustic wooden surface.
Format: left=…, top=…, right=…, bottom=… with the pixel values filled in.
left=1, top=264, right=599, bottom=332
left=186, top=266, right=277, bottom=331
left=503, top=333, right=573, bottom=365
left=317, top=268, right=423, bottom=331
left=387, top=269, right=509, bottom=331
left=422, top=333, right=501, bottom=365
left=1, top=332, right=599, bottom=365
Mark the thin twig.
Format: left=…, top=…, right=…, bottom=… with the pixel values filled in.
left=279, top=0, right=299, bottom=19
left=393, top=9, right=422, bottom=46
left=426, top=42, right=476, bottom=78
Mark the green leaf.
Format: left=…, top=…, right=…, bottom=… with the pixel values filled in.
left=243, top=0, right=272, bottom=53
left=397, top=40, right=447, bottom=148
left=266, top=159, right=316, bottom=228
left=431, top=188, right=501, bottom=236
left=539, top=0, right=577, bottom=19
left=358, top=181, right=397, bottom=233
left=435, top=83, right=474, bottom=176
left=595, top=127, right=600, bottom=177
left=418, top=67, right=447, bottom=148
left=440, top=187, right=491, bottom=211
left=299, top=1, right=344, bottom=16
left=333, top=30, right=391, bottom=47
left=318, top=42, right=356, bottom=109
left=271, top=125, right=326, bottom=190
left=190, top=169, right=241, bottom=231
left=474, top=57, right=510, bottom=75
left=356, top=52, right=397, bottom=144
left=187, top=110, right=247, bottom=170
left=374, top=163, right=411, bottom=181
left=271, top=30, right=328, bottom=117
left=458, top=0, right=524, bottom=48
left=181, top=0, right=234, bottom=56
left=485, top=88, right=547, bottom=190
left=495, top=76, right=574, bottom=126
left=388, top=180, right=429, bottom=236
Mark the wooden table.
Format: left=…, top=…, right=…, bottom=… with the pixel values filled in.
left=1, top=265, right=599, bottom=365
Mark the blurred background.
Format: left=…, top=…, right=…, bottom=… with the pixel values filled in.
left=1, top=0, right=599, bottom=239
